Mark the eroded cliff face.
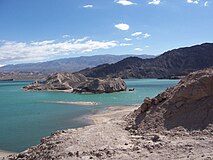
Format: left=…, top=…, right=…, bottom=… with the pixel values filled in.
left=23, top=73, right=127, bottom=94
left=126, top=68, right=213, bottom=133
left=73, top=77, right=126, bottom=94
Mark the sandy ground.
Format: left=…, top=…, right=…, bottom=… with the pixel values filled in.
left=2, top=106, right=213, bottom=160
left=88, top=106, right=138, bottom=124
left=0, top=151, right=15, bottom=159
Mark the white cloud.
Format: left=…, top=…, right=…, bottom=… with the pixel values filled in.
left=114, top=23, right=130, bottom=31
left=115, top=0, right=136, bottom=6
left=204, top=1, right=209, bottom=6
left=124, top=38, right=132, bottom=41
left=131, top=32, right=151, bottom=39
left=148, top=0, right=161, bottom=5
left=134, top=48, right=143, bottom=51
left=31, top=40, right=55, bottom=46
left=120, top=43, right=132, bottom=46
left=131, top=32, right=142, bottom=37
left=0, top=38, right=118, bottom=64
left=73, top=37, right=89, bottom=43
left=187, top=0, right=199, bottom=4
left=83, top=4, right=93, bottom=8
left=143, top=33, right=151, bottom=38
left=62, top=35, right=70, bottom=38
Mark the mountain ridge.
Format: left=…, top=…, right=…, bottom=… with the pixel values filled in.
left=0, top=54, right=155, bottom=73
left=78, top=43, right=213, bottom=79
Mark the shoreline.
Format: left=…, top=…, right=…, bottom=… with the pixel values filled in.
left=2, top=103, right=213, bottom=159
left=3, top=105, right=140, bottom=160
left=87, top=105, right=138, bottom=125
left=0, top=105, right=138, bottom=160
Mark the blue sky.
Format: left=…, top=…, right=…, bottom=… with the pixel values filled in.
left=0, top=0, right=212, bottom=65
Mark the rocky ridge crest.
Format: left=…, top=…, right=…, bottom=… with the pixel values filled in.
left=79, top=43, right=213, bottom=79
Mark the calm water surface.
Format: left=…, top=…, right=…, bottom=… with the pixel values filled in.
left=0, top=79, right=179, bottom=152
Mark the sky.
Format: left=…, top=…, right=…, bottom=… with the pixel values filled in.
left=0, top=0, right=212, bottom=66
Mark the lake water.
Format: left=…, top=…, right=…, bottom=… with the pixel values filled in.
left=0, top=79, right=179, bottom=152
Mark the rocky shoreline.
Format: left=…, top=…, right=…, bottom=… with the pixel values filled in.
left=1, top=68, right=213, bottom=160
left=2, top=105, right=212, bottom=160
left=1, top=106, right=138, bottom=160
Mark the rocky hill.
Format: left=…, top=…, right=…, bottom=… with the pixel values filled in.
left=0, top=54, right=155, bottom=73
left=23, top=73, right=127, bottom=94
left=79, top=43, right=213, bottom=79
left=126, top=67, right=213, bottom=133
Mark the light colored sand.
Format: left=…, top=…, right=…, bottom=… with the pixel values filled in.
left=0, top=150, right=15, bottom=159
left=88, top=106, right=138, bottom=124
left=46, top=101, right=99, bottom=106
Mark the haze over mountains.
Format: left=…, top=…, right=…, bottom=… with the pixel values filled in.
left=1, top=43, right=213, bottom=80
left=79, top=43, right=213, bottom=79
left=0, top=54, right=155, bottom=73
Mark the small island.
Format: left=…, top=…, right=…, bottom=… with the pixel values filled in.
left=23, top=73, right=127, bottom=94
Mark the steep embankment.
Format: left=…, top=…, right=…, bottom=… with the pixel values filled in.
left=126, top=67, right=213, bottom=133
left=79, top=43, right=213, bottom=78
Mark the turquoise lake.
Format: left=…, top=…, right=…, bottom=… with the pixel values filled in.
left=0, top=79, right=179, bottom=152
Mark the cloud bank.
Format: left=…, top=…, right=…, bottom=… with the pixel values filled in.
left=0, top=38, right=118, bottom=65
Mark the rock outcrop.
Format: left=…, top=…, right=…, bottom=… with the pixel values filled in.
left=126, top=67, right=213, bottom=133
left=73, top=78, right=126, bottom=94
left=23, top=73, right=127, bottom=94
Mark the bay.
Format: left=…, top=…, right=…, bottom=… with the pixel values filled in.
left=0, top=79, right=179, bottom=152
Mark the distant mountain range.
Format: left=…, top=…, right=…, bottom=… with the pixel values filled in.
left=0, top=54, right=155, bottom=73
left=78, top=43, right=213, bottom=79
